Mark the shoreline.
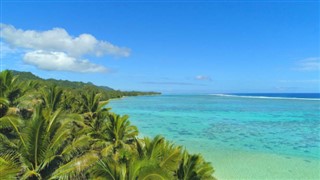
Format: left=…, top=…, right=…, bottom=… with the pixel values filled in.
left=107, top=93, right=162, bottom=101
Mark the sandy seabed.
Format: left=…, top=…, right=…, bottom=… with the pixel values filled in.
left=202, top=148, right=319, bottom=180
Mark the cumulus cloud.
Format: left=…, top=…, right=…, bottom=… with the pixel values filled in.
left=294, top=57, right=320, bottom=71
left=24, top=51, right=107, bottom=73
left=195, top=75, right=212, bottom=81
left=0, top=24, right=130, bottom=57
left=0, top=23, right=130, bottom=73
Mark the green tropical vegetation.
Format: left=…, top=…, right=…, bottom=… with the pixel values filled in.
left=0, top=70, right=216, bottom=180
left=11, top=70, right=161, bottom=100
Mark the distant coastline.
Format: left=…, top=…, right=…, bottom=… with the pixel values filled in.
left=12, top=70, right=161, bottom=100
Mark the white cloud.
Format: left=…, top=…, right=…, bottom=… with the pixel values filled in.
left=0, top=24, right=130, bottom=57
left=24, top=50, right=107, bottom=73
left=195, top=75, right=212, bottom=81
left=294, top=57, right=320, bottom=71
left=0, top=24, right=130, bottom=73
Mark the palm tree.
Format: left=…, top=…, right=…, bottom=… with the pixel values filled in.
left=0, top=97, right=9, bottom=118
left=176, top=151, right=216, bottom=180
left=16, top=80, right=41, bottom=108
left=60, top=89, right=83, bottom=113
left=103, top=113, right=139, bottom=154
left=79, top=91, right=109, bottom=120
left=84, top=113, right=138, bottom=160
left=0, top=115, right=23, bottom=154
left=89, top=156, right=173, bottom=180
left=0, top=152, right=21, bottom=179
left=136, top=136, right=182, bottom=173
left=0, top=106, right=98, bottom=179
left=0, top=70, right=20, bottom=106
left=0, top=71, right=29, bottom=118
left=40, top=85, right=64, bottom=114
left=89, top=136, right=182, bottom=180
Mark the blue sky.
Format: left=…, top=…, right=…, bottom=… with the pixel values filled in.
left=1, top=1, right=319, bottom=93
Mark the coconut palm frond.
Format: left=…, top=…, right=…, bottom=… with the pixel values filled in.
left=50, top=151, right=99, bottom=180
left=138, top=163, right=173, bottom=180
left=60, top=135, right=92, bottom=161
left=0, top=152, right=21, bottom=179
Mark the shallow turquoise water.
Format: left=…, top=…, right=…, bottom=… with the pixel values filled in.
left=108, top=95, right=320, bottom=161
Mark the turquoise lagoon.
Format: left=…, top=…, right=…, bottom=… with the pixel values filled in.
left=108, top=95, right=320, bottom=179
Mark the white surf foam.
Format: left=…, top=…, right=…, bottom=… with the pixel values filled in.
left=210, top=94, right=320, bottom=101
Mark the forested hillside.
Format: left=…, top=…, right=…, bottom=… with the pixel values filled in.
left=12, top=70, right=160, bottom=100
